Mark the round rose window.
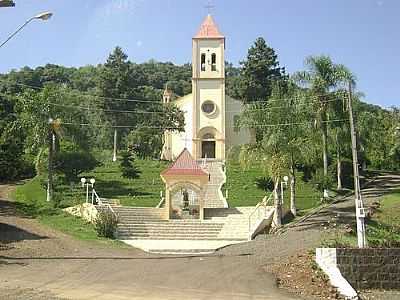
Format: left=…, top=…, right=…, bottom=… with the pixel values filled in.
left=201, top=101, right=216, bottom=115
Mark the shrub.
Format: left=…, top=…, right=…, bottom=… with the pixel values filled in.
left=255, top=176, right=274, bottom=192
left=125, top=128, right=163, bottom=159
left=56, top=149, right=100, bottom=183
left=310, top=169, right=334, bottom=194
left=94, top=209, right=118, bottom=238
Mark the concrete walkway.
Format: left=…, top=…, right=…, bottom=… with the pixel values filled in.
left=122, top=239, right=244, bottom=254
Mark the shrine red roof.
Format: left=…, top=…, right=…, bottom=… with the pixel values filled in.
left=161, top=148, right=208, bottom=176
left=194, top=14, right=224, bottom=39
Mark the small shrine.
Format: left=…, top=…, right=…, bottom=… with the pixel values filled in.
left=160, top=148, right=209, bottom=220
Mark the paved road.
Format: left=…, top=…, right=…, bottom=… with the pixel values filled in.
left=0, top=183, right=297, bottom=300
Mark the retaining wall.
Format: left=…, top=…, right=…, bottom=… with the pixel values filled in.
left=336, top=248, right=400, bottom=290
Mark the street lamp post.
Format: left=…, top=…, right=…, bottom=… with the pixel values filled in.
left=81, top=178, right=95, bottom=203
left=0, top=11, right=53, bottom=49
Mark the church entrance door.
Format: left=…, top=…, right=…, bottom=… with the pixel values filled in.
left=201, top=141, right=216, bottom=159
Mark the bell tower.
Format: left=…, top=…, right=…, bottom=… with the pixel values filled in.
left=191, top=14, right=226, bottom=160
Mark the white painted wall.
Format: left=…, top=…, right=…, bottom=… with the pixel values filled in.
left=225, top=95, right=253, bottom=149
left=170, top=95, right=193, bottom=159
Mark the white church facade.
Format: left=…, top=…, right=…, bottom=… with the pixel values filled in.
left=161, top=14, right=253, bottom=161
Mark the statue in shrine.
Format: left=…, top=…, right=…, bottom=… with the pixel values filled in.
left=182, top=189, right=189, bottom=211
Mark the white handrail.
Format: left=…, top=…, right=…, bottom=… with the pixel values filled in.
left=92, top=189, right=102, bottom=205
left=92, top=189, right=118, bottom=220
left=248, top=193, right=273, bottom=239
left=156, top=197, right=165, bottom=208
left=106, top=203, right=118, bottom=220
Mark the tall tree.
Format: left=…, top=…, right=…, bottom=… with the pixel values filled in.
left=236, top=37, right=284, bottom=103
left=294, top=56, right=354, bottom=198
left=240, top=81, right=308, bottom=221
left=97, top=47, right=141, bottom=161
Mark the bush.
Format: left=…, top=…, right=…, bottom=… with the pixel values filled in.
left=94, top=209, right=118, bottom=238
left=125, top=128, right=163, bottom=159
left=55, top=143, right=100, bottom=182
left=310, top=169, right=334, bottom=193
left=255, top=176, right=274, bottom=192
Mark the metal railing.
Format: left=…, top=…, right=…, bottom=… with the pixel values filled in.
left=92, top=189, right=118, bottom=220
left=248, top=193, right=273, bottom=239
left=156, top=197, right=165, bottom=208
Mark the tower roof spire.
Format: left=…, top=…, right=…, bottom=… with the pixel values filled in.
left=194, top=14, right=224, bottom=39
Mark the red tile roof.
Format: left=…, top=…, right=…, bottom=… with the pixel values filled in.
left=194, top=14, right=224, bottom=39
left=161, top=148, right=208, bottom=176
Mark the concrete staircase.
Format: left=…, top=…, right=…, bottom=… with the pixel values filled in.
left=114, top=206, right=225, bottom=240
left=201, top=161, right=227, bottom=208
left=205, top=207, right=260, bottom=240
left=109, top=204, right=273, bottom=253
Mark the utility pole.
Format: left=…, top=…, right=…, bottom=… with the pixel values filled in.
left=112, top=129, right=117, bottom=162
left=347, top=82, right=367, bottom=248
left=46, top=119, right=54, bottom=202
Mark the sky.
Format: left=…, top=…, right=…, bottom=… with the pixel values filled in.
left=0, top=0, right=398, bottom=107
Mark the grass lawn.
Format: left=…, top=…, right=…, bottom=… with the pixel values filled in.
left=366, top=188, right=400, bottom=247
left=11, top=154, right=169, bottom=245
left=39, top=212, right=127, bottom=247
left=14, top=152, right=323, bottom=214
left=83, top=159, right=168, bottom=207
left=226, top=160, right=322, bottom=213
left=11, top=178, right=125, bottom=247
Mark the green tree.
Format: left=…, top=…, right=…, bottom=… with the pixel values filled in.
left=293, top=56, right=354, bottom=198
left=55, top=141, right=100, bottom=183
left=236, top=37, right=284, bottom=103
left=240, top=81, right=308, bottom=220
left=119, top=150, right=140, bottom=179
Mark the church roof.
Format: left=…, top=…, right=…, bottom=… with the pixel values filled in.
left=161, top=148, right=208, bottom=176
left=194, top=14, right=224, bottom=39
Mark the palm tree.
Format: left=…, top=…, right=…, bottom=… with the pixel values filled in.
left=239, top=81, right=305, bottom=224
left=293, top=56, right=354, bottom=198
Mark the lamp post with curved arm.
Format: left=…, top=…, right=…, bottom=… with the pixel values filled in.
left=0, top=11, right=52, bottom=48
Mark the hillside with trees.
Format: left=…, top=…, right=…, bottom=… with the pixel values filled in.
left=0, top=41, right=399, bottom=210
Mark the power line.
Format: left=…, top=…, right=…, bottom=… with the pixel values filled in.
left=49, top=103, right=164, bottom=114
left=60, top=119, right=349, bottom=129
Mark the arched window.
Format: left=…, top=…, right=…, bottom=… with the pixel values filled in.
left=203, top=133, right=215, bottom=140
left=201, top=54, right=206, bottom=71
left=211, top=53, right=217, bottom=71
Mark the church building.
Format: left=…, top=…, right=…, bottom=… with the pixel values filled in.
left=161, top=14, right=253, bottom=161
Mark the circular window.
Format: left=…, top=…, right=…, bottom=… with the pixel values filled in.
left=201, top=101, right=216, bottom=115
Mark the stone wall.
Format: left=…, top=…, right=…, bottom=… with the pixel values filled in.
left=63, top=203, right=98, bottom=223
left=336, top=248, right=400, bottom=289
